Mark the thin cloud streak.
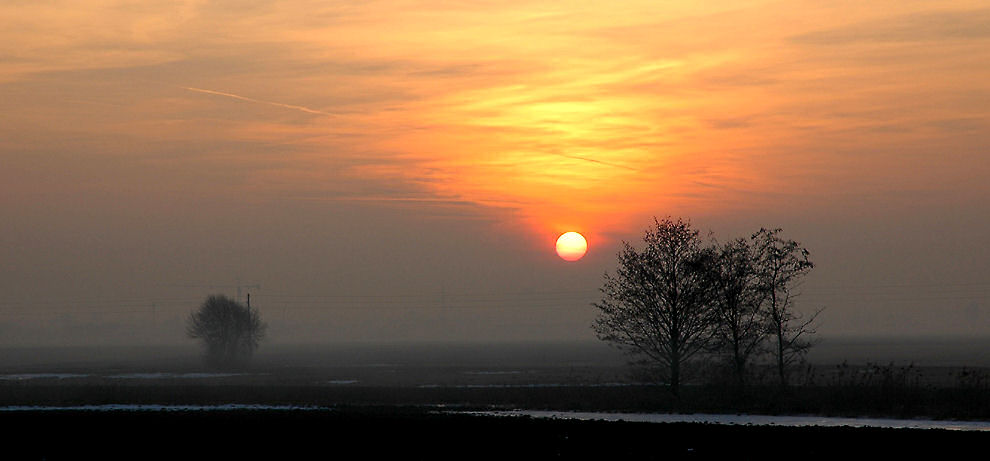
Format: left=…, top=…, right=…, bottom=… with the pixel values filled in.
left=295, top=195, right=529, bottom=208
left=551, top=154, right=639, bottom=171
left=181, top=86, right=338, bottom=117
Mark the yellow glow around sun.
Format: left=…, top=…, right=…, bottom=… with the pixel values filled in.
left=555, top=232, right=588, bottom=261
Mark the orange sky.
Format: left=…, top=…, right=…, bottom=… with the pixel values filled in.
left=2, top=1, right=989, bottom=343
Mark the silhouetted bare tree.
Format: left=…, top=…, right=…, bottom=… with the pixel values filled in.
left=708, top=237, right=767, bottom=387
left=751, top=228, right=820, bottom=386
left=592, top=217, right=716, bottom=396
left=187, top=294, right=267, bottom=368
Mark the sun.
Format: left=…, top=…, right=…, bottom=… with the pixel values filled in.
left=555, top=231, right=588, bottom=261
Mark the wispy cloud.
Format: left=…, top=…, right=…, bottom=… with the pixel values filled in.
left=791, top=9, right=990, bottom=45
left=550, top=154, right=639, bottom=171
left=4, top=0, right=989, bottom=238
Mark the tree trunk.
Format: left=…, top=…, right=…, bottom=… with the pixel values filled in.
left=669, top=324, right=681, bottom=396
left=771, top=287, right=787, bottom=387
left=732, top=328, right=744, bottom=387
left=776, top=324, right=786, bottom=387
left=669, top=335, right=681, bottom=396
left=734, top=349, right=745, bottom=387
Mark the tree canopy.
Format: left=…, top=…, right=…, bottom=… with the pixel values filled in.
left=593, top=217, right=819, bottom=393
left=592, top=217, right=716, bottom=395
left=187, top=294, right=267, bottom=368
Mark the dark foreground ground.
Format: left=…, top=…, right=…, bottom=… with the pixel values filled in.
left=2, top=342, right=988, bottom=459
left=4, top=407, right=988, bottom=461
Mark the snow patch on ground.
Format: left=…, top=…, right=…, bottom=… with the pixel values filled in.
left=462, top=371, right=522, bottom=375
left=107, top=372, right=248, bottom=379
left=0, top=373, right=90, bottom=380
left=419, top=382, right=637, bottom=389
left=475, top=410, right=990, bottom=431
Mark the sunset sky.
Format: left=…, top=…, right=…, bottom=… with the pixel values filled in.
left=2, top=1, right=989, bottom=345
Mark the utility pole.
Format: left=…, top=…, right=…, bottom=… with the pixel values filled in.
left=236, top=281, right=261, bottom=304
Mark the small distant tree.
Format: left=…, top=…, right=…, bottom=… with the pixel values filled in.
left=592, top=217, right=716, bottom=396
left=187, top=294, right=267, bottom=368
left=708, top=237, right=766, bottom=388
left=751, top=228, right=820, bottom=386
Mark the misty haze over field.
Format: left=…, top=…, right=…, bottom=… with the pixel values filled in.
left=2, top=1, right=989, bottom=351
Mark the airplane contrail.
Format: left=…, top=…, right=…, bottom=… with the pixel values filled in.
left=181, top=86, right=337, bottom=117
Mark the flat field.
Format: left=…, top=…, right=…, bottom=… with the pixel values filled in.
left=1, top=341, right=988, bottom=459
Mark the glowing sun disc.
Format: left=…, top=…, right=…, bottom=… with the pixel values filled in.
left=555, top=232, right=588, bottom=261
